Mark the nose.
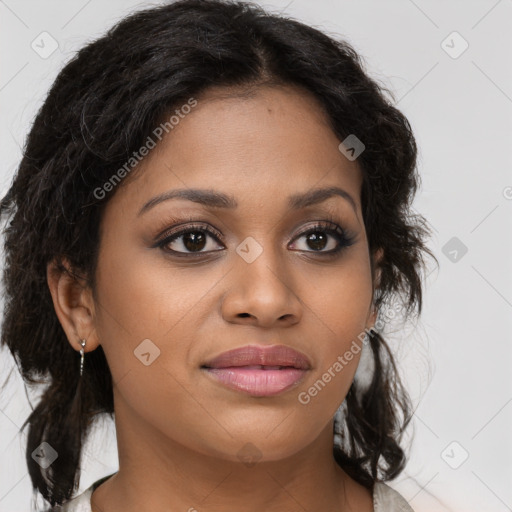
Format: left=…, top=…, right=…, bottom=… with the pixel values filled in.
left=221, top=242, right=303, bottom=328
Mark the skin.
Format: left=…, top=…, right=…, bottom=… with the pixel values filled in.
left=47, top=83, right=383, bottom=512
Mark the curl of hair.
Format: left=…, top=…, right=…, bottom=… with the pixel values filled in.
left=0, top=0, right=438, bottom=507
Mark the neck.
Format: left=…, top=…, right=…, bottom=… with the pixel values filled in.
left=90, top=392, right=371, bottom=512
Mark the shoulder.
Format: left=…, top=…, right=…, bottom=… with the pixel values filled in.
left=45, top=474, right=411, bottom=512
left=45, top=487, right=94, bottom=512
left=45, top=473, right=116, bottom=512
left=46, top=486, right=94, bottom=512
left=373, top=482, right=415, bottom=512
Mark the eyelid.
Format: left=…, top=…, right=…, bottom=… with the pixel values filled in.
left=152, top=214, right=223, bottom=242
left=292, top=219, right=344, bottom=239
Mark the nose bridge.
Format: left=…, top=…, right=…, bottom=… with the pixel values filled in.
left=223, top=234, right=302, bottom=325
left=236, top=234, right=287, bottom=293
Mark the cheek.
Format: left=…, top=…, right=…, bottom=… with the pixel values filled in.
left=91, top=241, right=232, bottom=428
left=296, top=255, right=372, bottom=409
left=302, top=249, right=373, bottom=344
left=91, top=248, right=221, bottom=452
left=93, top=239, right=220, bottom=350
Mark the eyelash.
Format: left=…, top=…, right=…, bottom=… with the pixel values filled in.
left=154, top=214, right=356, bottom=259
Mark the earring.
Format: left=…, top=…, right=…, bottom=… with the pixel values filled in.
left=79, top=339, right=86, bottom=376
left=353, top=333, right=374, bottom=399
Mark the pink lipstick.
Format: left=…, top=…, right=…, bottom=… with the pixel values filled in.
left=201, top=344, right=311, bottom=397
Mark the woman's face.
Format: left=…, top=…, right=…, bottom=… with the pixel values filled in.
left=89, top=84, right=378, bottom=462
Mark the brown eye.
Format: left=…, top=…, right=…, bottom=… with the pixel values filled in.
left=303, top=231, right=330, bottom=251
left=179, top=231, right=207, bottom=252
left=157, top=224, right=224, bottom=255
left=289, top=222, right=355, bottom=255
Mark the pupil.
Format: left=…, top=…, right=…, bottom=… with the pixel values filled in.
left=308, top=232, right=327, bottom=251
left=184, top=231, right=206, bottom=251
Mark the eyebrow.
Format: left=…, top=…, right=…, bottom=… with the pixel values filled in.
left=137, top=185, right=357, bottom=217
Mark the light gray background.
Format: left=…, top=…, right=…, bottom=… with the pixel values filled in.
left=1, top=1, right=511, bottom=511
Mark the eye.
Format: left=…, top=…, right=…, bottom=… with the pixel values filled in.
left=156, top=223, right=224, bottom=256
left=289, top=221, right=355, bottom=256
left=154, top=218, right=356, bottom=258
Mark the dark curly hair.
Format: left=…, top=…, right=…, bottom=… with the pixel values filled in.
left=0, top=0, right=437, bottom=508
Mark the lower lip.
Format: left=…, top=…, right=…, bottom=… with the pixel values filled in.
left=202, top=367, right=308, bottom=397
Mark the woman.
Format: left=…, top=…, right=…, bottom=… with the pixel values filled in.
left=0, top=0, right=437, bottom=510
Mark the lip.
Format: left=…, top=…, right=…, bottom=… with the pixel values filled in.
left=202, top=344, right=312, bottom=370
left=201, top=344, right=311, bottom=397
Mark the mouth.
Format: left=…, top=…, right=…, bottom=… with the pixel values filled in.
left=200, top=344, right=311, bottom=397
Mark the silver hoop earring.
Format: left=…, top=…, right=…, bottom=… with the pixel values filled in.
left=79, top=339, right=86, bottom=376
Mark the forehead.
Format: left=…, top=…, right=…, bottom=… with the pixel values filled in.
left=105, top=84, right=364, bottom=220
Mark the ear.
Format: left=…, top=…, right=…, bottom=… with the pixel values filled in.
left=366, top=247, right=384, bottom=329
left=46, top=257, right=100, bottom=354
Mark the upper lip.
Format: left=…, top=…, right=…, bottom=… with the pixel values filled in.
left=202, top=344, right=311, bottom=370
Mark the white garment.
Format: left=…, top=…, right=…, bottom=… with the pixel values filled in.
left=50, top=473, right=414, bottom=511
